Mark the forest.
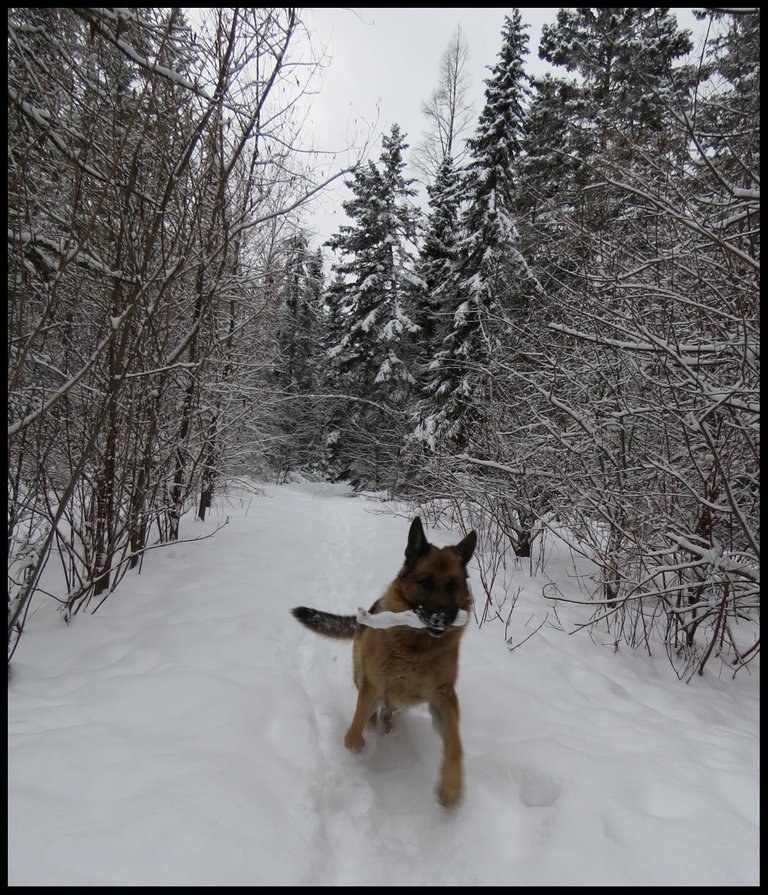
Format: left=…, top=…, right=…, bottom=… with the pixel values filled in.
left=7, top=8, right=760, bottom=678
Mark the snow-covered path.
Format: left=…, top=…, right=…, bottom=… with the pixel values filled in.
left=8, top=482, right=760, bottom=886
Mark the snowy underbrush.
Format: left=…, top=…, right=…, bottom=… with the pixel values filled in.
left=398, top=494, right=759, bottom=683
left=539, top=522, right=759, bottom=683
left=8, top=474, right=251, bottom=663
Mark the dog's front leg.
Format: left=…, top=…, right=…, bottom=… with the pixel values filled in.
left=344, top=679, right=378, bottom=753
left=429, top=685, right=463, bottom=808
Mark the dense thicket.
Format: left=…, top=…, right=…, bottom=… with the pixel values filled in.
left=508, top=8, right=760, bottom=678
left=7, top=8, right=340, bottom=661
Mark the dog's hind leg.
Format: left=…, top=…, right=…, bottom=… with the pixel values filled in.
left=365, top=698, right=395, bottom=733
left=429, top=685, right=463, bottom=808
left=344, top=679, right=379, bottom=753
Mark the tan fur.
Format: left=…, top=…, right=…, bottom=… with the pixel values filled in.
left=292, top=518, right=477, bottom=808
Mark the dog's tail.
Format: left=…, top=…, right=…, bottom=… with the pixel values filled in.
left=291, top=606, right=357, bottom=639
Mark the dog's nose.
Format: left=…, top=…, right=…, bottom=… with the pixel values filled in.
left=428, top=612, right=446, bottom=630
left=425, top=608, right=456, bottom=631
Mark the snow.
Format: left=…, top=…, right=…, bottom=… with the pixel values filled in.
left=8, top=481, right=759, bottom=886
left=356, top=607, right=470, bottom=630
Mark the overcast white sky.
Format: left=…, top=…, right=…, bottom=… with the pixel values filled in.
left=297, top=8, right=711, bottom=248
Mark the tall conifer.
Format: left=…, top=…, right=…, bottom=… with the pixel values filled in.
left=324, top=124, right=422, bottom=485
left=424, top=11, right=535, bottom=450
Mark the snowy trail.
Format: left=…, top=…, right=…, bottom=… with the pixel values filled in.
left=8, top=482, right=759, bottom=886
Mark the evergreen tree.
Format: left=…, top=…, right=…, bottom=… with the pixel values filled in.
left=525, top=9, right=760, bottom=667
left=414, top=159, right=461, bottom=373
left=276, top=233, right=324, bottom=395
left=693, top=9, right=760, bottom=185
left=527, top=9, right=693, bottom=222
left=461, top=10, right=532, bottom=312
left=324, top=124, right=423, bottom=486
left=539, top=8, right=693, bottom=137
left=424, top=11, right=535, bottom=451
left=273, top=232, right=326, bottom=476
left=519, top=9, right=695, bottom=293
left=407, top=154, right=465, bottom=449
left=314, top=267, right=351, bottom=479
left=327, top=125, right=420, bottom=390
left=514, top=74, right=585, bottom=293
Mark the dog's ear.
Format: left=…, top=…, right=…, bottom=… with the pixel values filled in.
left=452, top=530, right=477, bottom=566
left=404, top=517, right=429, bottom=566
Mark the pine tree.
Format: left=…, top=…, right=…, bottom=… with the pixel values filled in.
left=525, top=10, right=760, bottom=667
left=539, top=8, right=693, bottom=137
left=693, top=9, right=760, bottom=185
left=324, top=124, right=422, bottom=486
left=519, top=8, right=695, bottom=293
left=512, top=9, right=749, bottom=604
left=528, top=8, right=693, bottom=223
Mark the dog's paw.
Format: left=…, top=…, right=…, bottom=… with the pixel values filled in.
left=344, top=731, right=365, bottom=753
left=437, top=781, right=463, bottom=809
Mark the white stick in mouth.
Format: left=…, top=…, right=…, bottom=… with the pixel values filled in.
left=356, top=607, right=470, bottom=629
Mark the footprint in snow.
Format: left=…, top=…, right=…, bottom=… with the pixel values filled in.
left=512, top=765, right=563, bottom=808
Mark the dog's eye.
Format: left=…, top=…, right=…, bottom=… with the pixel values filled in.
left=446, top=579, right=458, bottom=594
left=418, top=576, right=434, bottom=590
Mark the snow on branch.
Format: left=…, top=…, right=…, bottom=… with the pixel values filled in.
left=670, top=534, right=759, bottom=584
left=75, top=8, right=212, bottom=101
left=9, top=228, right=140, bottom=284
left=454, top=454, right=523, bottom=476
left=8, top=310, right=129, bottom=438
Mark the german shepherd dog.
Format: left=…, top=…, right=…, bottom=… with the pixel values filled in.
left=292, top=517, right=477, bottom=808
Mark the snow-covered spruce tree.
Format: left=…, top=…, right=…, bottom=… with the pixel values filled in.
left=508, top=6, right=696, bottom=563
left=511, top=10, right=701, bottom=617
left=407, top=12, right=552, bottom=565
left=693, top=8, right=760, bottom=188
left=313, top=268, right=351, bottom=479
left=422, top=11, right=536, bottom=455
left=324, top=124, right=422, bottom=488
left=539, top=7, right=693, bottom=134
left=271, top=232, right=326, bottom=479
left=410, top=154, right=463, bottom=452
